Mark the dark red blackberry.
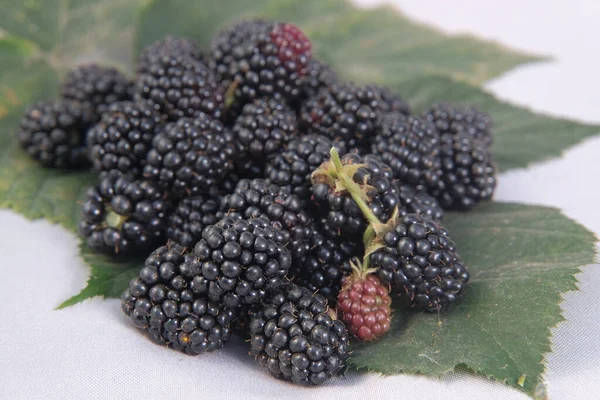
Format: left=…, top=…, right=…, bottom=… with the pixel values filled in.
left=376, top=85, right=411, bottom=116
left=299, top=82, right=386, bottom=149
left=167, top=195, right=222, bottom=248
left=396, top=183, right=444, bottom=222
left=232, top=97, right=297, bottom=173
left=292, top=223, right=358, bottom=304
left=311, top=153, right=400, bottom=239
left=298, top=59, right=338, bottom=102
left=432, top=133, right=496, bottom=210
left=370, top=113, right=441, bottom=189
left=371, top=213, right=469, bottom=312
left=249, top=283, right=349, bottom=386
left=209, top=20, right=312, bottom=115
left=137, top=37, right=204, bottom=76
left=87, top=101, right=164, bottom=179
left=136, top=51, right=224, bottom=121
left=423, top=103, right=492, bottom=146
left=143, top=114, right=236, bottom=199
left=61, top=64, right=134, bottom=120
left=192, top=216, right=292, bottom=308
left=220, top=179, right=313, bottom=263
left=17, top=100, right=93, bottom=168
left=265, top=134, right=347, bottom=201
left=121, top=244, right=236, bottom=354
left=78, top=173, right=172, bottom=256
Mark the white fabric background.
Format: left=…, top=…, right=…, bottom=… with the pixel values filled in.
left=1, top=1, right=599, bottom=399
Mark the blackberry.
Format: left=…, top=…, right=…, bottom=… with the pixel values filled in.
left=292, top=224, right=357, bottom=304
left=167, top=195, right=222, bottom=248
left=192, top=216, right=292, bottom=308
left=265, top=134, right=347, bottom=201
left=423, top=103, right=492, bottom=146
left=78, top=173, right=172, bottom=256
left=209, top=20, right=312, bottom=114
left=298, top=59, right=338, bottom=102
left=137, top=37, right=204, bottom=76
left=312, top=153, right=399, bottom=239
left=121, top=244, right=236, bottom=354
left=249, top=283, right=349, bottom=386
left=233, top=97, right=297, bottom=165
left=376, top=86, right=411, bottom=116
left=17, top=100, right=93, bottom=168
left=299, top=82, right=386, bottom=149
left=396, top=183, right=444, bottom=222
left=61, top=65, right=134, bottom=120
left=370, top=113, right=441, bottom=189
left=87, top=101, right=164, bottom=179
left=337, top=274, right=392, bottom=341
left=371, top=213, right=469, bottom=312
left=220, top=179, right=313, bottom=263
left=144, top=114, right=236, bottom=199
left=136, top=50, right=224, bottom=121
left=432, top=133, right=496, bottom=210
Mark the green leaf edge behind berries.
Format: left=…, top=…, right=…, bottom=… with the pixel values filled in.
left=0, top=0, right=598, bottom=398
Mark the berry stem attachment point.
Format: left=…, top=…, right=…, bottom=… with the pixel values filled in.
left=106, top=210, right=127, bottom=230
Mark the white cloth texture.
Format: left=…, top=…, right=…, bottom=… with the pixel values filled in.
left=1, top=1, right=599, bottom=399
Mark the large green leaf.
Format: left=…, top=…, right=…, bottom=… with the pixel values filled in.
left=350, top=202, right=596, bottom=396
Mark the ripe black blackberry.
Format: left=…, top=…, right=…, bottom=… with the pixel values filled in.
left=423, top=103, right=492, bottom=146
left=376, top=85, right=411, bottom=116
left=121, top=244, right=236, bottom=354
left=233, top=97, right=297, bottom=164
left=249, top=283, right=349, bottom=386
left=137, top=37, right=204, bottom=76
left=371, top=213, right=469, bottom=312
left=292, top=224, right=358, bottom=304
left=311, top=153, right=400, bottom=239
left=265, top=134, right=347, bottom=201
left=87, top=101, right=163, bottom=179
left=78, top=173, right=172, bottom=256
left=432, top=133, right=496, bottom=210
left=17, top=100, right=93, bottom=168
left=220, top=179, right=313, bottom=263
left=370, top=113, right=441, bottom=190
left=144, top=114, right=236, bottom=199
left=136, top=50, right=224, bottom=121
left=167, top=195, right=222, bottom=248
left=192, top=216, right=293, bottom=308
left=396, top=183, right=444, bottom=222
left=299, top=82, right=386, bottom=149
left=209, top=20, right=312, bottom=114
left=61, top=64, right=134, bottom=120
left=298, top=59, right=338, bottom=102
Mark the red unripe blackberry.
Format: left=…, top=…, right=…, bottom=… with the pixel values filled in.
left=337, top=274, right=392, bottom=341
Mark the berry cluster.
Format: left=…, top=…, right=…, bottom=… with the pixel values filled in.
left=16, top=19, right=496, bottom=387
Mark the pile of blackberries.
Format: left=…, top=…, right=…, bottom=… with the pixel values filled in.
left=16, top=19, right=496, bottom=386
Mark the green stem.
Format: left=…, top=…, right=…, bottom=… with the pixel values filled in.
left=106, top=210, right=127, bottom=230
left=329, top=148, right=382, bottom=227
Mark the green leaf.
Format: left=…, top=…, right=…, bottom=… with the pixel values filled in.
left=349, top=202, right=596, bottom=396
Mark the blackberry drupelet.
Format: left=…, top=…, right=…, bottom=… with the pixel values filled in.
left=61, top=64, right=134, bottom=120
left=87, top=101, right=164, bottom=179
left=423, top=102, right=492, bottom=146
left=312, top=153, right=400, bottom=239
left=192, top=216, right=292, bottom=308
left=370, top=113, right=441, bottom=189
left=249, top=283, right=350, bottom=386
left=432, top=133, right=496, bottom=210
left=17, top=100, right=93, bottom=168
left=220, top=179, right=313, bottom=263
left=121, top=244, right=236, bottom=354
left=233, top=97, right=297, bottom=163
left=136, top=50, right=224, bottom=121
left=292, top=224, right=358, bottom=304
left=371, top=213, right=469, bottom=312
left=298, top=59, right=338, bottom=103
left=375, top=85, right=411, bottom=116
left=167, top=195, right=222, bottom=248
left=79, top=173, right=172, bottom=256
left=137, top=37, right=204, bottom=76
left=299, top=82, right=386, bottom=149
left=144, top=114, right=236, bottom=199
left=396, top=183, right=444, bottom=222
left=265, top=134, right=347, bottom=201
left=209, top=20, right=312, bottom=114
